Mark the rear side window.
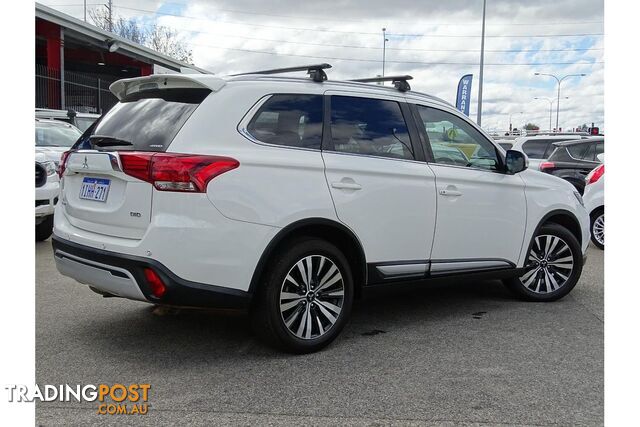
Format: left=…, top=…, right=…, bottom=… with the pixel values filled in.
left=90, top=88, right=210, bottom=151
left=329, top=96, right=413, bottom=160
left=522, top=139, right=554, bottom=159
left=247, top=94, right=323, bottom=149
left=567, top=142, right=590, bottom=159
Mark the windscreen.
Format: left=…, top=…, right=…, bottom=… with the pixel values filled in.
left=89, top=88, right=210, bottom=151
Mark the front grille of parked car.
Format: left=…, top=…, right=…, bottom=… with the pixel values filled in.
left=36, top=162, right=46, bottom=187
left=36, top=199, right=49, bottom=207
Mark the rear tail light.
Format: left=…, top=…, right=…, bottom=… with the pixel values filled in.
left=119, top=152, right=239, bottom=192
left=58, top=150, right=72, bottom=178
left=144, top=268, right=166, bottom=298
left=539, top=161, right=555, bottom=171
left=586, top=164, right=604, bottom=185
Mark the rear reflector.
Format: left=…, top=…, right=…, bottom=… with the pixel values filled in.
left=119, top=152, right=239, bottom=192
left=586, top=164, right=604, bottom=185
left=539, top=161, right=555, bottom=171
left=144, top=268, right=166, bottom=298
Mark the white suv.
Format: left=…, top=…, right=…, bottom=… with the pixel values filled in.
left=53, top=65, right=590, bottom=353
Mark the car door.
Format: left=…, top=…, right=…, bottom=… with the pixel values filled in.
left=321, top=92, right=438, bottom=282
left=412, top=104, right=527, bottom=273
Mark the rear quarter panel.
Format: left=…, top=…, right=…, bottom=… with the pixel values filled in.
left=169, top=82, right=338, bottom=227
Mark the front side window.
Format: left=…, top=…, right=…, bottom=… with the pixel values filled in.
left=247, top=94, right=323, bottom=149
left=329, top=96, right=414, bottom=160
left=416, top=105, right=500, bottom=171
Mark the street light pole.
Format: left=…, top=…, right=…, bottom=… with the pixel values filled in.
left=382, top=28, right=388, bottom=78
left=534, top=72, right=586, bottom=130
left=476, top=0, right=487, bottom=126
left=534, top=96, right=568, bottom=131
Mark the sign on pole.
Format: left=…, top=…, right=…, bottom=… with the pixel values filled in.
left=455, top=74, right=473, bottom=117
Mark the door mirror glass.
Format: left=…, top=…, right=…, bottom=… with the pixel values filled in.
left=505, top=150, right=528, bottom=174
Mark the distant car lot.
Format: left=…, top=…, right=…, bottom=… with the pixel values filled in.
left=36, top=241, right=603, bottom=425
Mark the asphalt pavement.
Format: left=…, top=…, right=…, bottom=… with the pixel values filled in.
left=36, top=241, right=603, bottom=426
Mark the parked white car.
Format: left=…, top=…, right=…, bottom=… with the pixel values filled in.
left=35, top=119, right=82, bottom=241
left=583, top=154, right=604, bottom=249
left=52, top=67, right=590, bottom=353
left=36, top=108, right=100, bottom=132
left=35, top=155, right=59, bottom=241
left=511, top=134, right=590, bottom=170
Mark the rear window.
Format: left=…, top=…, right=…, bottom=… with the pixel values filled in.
left=89, top=88, right=210, bottom=151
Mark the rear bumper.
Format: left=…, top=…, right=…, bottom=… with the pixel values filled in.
left=52, top=236, right=251, bottom=310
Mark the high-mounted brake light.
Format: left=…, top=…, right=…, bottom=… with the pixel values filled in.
left=59, top=150, right=72, bottom=178
left=586, top=164, right=604, bottom=185
left=119, top=152, right=239, bottom=192
left=539, top=161, right=555, bottom=171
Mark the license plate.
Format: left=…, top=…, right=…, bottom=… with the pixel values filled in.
left=79, top=177, right=110, bottom=202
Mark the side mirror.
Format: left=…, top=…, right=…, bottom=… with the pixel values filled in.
left=505, top=150, right=528, bottom=174
left=596, top=153, right=604, bottom=163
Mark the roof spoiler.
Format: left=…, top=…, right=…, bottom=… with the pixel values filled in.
left=109, top=74, right=225, bottom=100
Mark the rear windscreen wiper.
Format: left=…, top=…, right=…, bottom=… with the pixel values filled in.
left=90, top=135, right=134, bottom=147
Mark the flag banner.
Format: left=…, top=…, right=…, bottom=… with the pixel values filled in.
left=455, top=74, right=473, bottom=116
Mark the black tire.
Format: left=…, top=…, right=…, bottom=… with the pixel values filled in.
left=590, top=208, right=604, bottom=250
left=251, top=237, right=354, bottom=354
left=36, top=215, right=54, bottom=242
left=504, top=223, right=583, bottom=302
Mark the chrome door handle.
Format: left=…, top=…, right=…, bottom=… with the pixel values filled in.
left=331, top=181, right=362, bottom=190
left=439, top=189, right=462, bottom=197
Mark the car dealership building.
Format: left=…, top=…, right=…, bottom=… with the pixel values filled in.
left=35, top=2, right=207, bottom=114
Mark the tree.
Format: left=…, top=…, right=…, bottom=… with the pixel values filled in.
left=146, top=25, right=193, bottom=64
left=89, top=8, right=192, bottom=63
left=524, top=123, right=540, bottom=131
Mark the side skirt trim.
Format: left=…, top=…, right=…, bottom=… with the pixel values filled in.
left=367, top=258, right=516, bottom=285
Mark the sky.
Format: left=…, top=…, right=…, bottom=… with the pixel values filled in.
left=40, top=0, right=604, bottom=132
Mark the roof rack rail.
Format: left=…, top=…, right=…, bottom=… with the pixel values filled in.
left=350, top=75, right=413, bottom=92
left=231, top=63, right=332, bottom=82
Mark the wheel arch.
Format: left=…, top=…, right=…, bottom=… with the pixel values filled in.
left=534, top=209, right=583, bottom=247
left=248, top=218, right=367, bottom=298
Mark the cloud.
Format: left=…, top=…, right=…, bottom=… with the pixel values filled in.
left=41, top=0, right=604, bottom=130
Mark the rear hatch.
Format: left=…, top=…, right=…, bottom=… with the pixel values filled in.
left=60, top=82, right=212, bottom=239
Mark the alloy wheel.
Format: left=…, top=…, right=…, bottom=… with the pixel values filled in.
left=279, top=255, right=345, bottom=340
left=593, top=214, right=604, bottom=246
left=519, top=234, right=574, bottom=294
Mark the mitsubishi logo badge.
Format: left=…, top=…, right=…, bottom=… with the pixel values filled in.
left=82, top=156, right=89, bottom=169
